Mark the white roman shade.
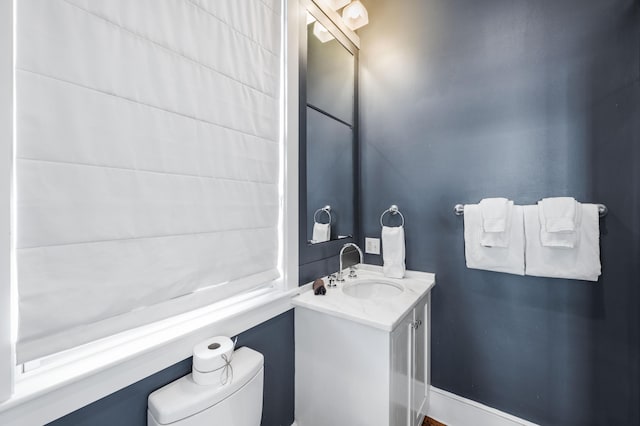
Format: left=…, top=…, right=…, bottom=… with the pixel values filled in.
left=16, top=0, right=282, bottom=363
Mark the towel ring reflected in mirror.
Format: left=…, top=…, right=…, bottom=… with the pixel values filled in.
left=314, top=205, right=332, bottom=224
left=380, top=204, right=405, bottom=227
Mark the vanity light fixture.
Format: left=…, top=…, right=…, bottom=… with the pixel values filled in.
left=342, top=0, right=369, bottom=30
left=306, top=11, right=316, bottom=25
left=313, top=21, right=335, bottom=43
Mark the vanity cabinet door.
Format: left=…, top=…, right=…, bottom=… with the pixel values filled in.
left=391, top=295, right=431, bottom=426
left=390, top=311, right=413, bottom=426
left=391, top=298, right=431, bottom=426
left=412, top=297, right=430, bottom=425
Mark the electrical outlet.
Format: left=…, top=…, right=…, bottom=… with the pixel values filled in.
left=365, top=237, right=380, bottom=255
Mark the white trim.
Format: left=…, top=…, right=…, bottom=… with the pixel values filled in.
left=0, top=0, right=14, bottom=404
left=283, top=0, right=299, bottom=289
left=429, top=386, right=539, bottom=426
left=0, top=288, right=301, bottom=425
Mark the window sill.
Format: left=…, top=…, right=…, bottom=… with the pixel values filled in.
left=0, top=285, right=301, bottom=425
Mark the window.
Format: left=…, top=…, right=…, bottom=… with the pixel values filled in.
left=11, top=0, right=285, bottom=366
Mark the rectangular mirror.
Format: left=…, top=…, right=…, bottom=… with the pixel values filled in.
left=302, top=5, right=358, bottom=247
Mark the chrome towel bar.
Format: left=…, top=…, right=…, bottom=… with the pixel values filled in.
left=453, top=203, right=608, bottom=217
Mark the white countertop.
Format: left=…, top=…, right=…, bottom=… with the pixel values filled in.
left=292, top=264, right=436, bottom=332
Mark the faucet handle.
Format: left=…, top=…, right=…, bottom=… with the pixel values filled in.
left=328, top=274, right=337, bottom=287
left=348, top=266, right=357, bottom=279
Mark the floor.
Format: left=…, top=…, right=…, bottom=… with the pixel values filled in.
left=423, top=416, right=447, bottom=426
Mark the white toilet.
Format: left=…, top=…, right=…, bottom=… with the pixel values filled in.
left=147, top=347, right=264, bottom=426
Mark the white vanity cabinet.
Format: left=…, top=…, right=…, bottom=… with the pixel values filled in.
left=293, top=265, right=435, bottom=426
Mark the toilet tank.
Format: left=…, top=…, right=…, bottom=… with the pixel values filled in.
left=148, top=347, right=264, bottom=426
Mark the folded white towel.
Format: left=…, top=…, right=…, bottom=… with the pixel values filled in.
left=539, top=203, right=581, bottom=248
left=311, top=222, right=330, bottom=243
left=464, top=204, right=525, bottom=275
left=480, top=198, right=511, bottom=233
left=539, top=197, right=578, bottom=232
left=382, top=225, right=405, bottom=279
left=540, top=229, right=578, bottom=248
left=524, top=204, right=601, bottom=281
left=480, top=200, right=514, bottom=248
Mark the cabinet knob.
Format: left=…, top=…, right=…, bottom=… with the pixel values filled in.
left=411, top=319, right=423, bottom=329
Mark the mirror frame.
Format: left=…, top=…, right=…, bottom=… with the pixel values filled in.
left=298, top=0, right=360, bottom=266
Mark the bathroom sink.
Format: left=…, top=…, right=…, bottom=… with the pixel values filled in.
left=293, top=264, right=435, bottom=331
left=342, top=279, right=404, bottom=299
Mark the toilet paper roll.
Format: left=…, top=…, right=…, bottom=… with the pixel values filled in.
left=193, top=336, right=234, bottom=373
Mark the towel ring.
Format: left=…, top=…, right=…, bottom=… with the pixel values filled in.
left=313, top=205, right=332, bottom=224
left=380, top=204, right=405, bottom=227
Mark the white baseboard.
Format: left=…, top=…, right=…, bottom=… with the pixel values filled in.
left=428, top=386, right=539, bottom=426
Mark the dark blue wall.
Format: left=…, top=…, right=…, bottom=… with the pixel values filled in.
left=358, top=0, right=640, bottom=425
left=47, top=310, right=295, bottom=426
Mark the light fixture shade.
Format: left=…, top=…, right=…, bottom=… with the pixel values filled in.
left=313, top=21, right=335, bottom=43
left=342, top=1, right=369, bottom=30
left=322, top=0, right=350, bottom=11
left=306, top=11, right=316, bottom=25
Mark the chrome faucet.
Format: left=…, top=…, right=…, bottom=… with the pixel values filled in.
left=337, top=243, right=364, bottom=283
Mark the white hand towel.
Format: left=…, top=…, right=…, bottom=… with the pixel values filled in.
left=480, top=200, right=514, bottom=248
left=538, top=198, right=580, bottom=248
left=312, top=222, right=330, bottom=243
left=479, top=197, right=511, bottom=232
left=382, top=225, right=405, bottom=279
left=539, top=203, right=581, bottom=248
left=464, top=204, right=525, bottom=275
left=524, top=204, right=601, bottom=281
left=539, top=197, right=578, bottom=232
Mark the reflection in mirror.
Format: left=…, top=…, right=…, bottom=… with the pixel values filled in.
left=307, top=107, right=354, bottom=243
left=305, top=8, right=356, bottom=245
left=306, top=18, right=354, bottom=124
left=310, top=205, right=331, bottom=244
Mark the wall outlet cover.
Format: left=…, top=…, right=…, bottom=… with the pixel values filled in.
left=365, top=237, right=381, bottom=255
